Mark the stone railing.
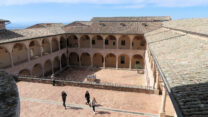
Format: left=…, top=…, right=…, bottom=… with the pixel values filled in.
left=17, top=76, right=154, bottom=94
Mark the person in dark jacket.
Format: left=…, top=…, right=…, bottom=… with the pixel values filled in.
left=61, top=91, right=67, bottom=109
left=85, top=91, right=90, bottom=105
left=51, top=74, right=56, bottom=86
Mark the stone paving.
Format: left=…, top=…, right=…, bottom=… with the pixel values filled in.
left=57, top=68, right=145, bottom=87
left=17, top=82, right=175, bottom=117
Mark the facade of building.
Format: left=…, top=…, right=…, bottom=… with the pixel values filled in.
left=1, top=16, right=207, bottom=117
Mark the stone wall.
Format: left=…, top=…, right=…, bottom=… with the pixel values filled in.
left=18, top=77, right=154, bottom=94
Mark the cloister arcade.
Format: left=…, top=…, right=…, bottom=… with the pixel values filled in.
left=0, top=33, right=146, bottom=77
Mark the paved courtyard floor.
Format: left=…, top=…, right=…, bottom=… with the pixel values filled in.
left=57, top=68, right=145, bottom=87
left=17, top=82, right=175, bottom=117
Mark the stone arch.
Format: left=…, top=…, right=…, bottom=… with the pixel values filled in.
left=92, top=35, right=103, bottom=48
left=132, top=35, right=146, bottom=50
left=80, top=35, right=90, bottom=48
left=80, top=53, right=91, bottom=66
left=131, top=54, right=144, bottom=69
left=67, top=35, right=78, bottom=48
left=12, top=43, right=28, bottom=65
left=69, top=52, right=79, bottom=65
left=42, top=38, right=51, bottom=55
left=105, top=35, right=116, bottom=49
left=53, top=56, right=60, bottom=73
left=44, top=59, right=52, bottom=76
left=118, top=54, right=129, bottom=68
left=29, top=40, right=41, bottom=60
left=52, top=37, right=59, bottom=52
left=105, top=53, right=116, bottom=68
left=32, top=64, right=43, bottom=77
left=93, top=53, right=103, bottom=67
left=61, top=54, right=67, bottom=68
left=0, top=46, right=11, bottom=68
left=60, top=36, right=67, bottom=49
left=19, top=69, right=31, bottom=76
left=118, top=35, right=130, bottom=49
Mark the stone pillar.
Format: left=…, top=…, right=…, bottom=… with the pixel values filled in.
left=60, top=58, right=62, bottom=70
left=27, top=48, right=30, bottom=62
left=129, top=56, right=132, bottom=70
left=116, top=56, right=118, bottom=69
left=160, top=85, right=167, bottom=117
left=130, top=38, right=133, bottom=49
left=42, top=68, right=45, bottom=76
left=116, top=38, right=119, bottom=49
left=90, top=56, right=93, bottom=67
left=40, top=46, right=43, bottom=56
left=103, top=39, right=105, bottom=49
left=90, top=38, right=92, bottom=49
left=154, top=71, right=160, bottom=94
left=78, top=38, right=80, bottom=48
left=103, top=56, right=105, bottom=68
left=52, top=62, right=54, bottom=74
left=79, top=56, right=81, bottom=66
left=9, top=53, right=14, bottom=67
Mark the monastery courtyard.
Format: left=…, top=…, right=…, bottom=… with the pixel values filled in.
left=57, top=68, right=145, bottom=87
left=18, top=82, right=175, bottom=117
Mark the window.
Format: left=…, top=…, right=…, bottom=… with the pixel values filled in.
left=132, top=42, right=134, bottom=46
left=102, top=57, right=104, bottom=63
left=121, top=40, right=125, bottom=46
left=92, top=40, right=95, bottom=45
left=140, top=41, right=146, bottom=46
left=77, top=57, right=79, bottom=62
left=136, top=61, right=140, bottom=64
left=121, top=56, right=125, bottom=64
left=113, top=42, right=115, bottom=46
left=105, top=40, right=108, bottom=45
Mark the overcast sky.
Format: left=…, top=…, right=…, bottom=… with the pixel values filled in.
left=1, top=0, right=208, bottom=24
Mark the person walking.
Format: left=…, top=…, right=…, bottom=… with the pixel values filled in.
left=51, top=74, right=56, bottom=86
left=85, top=91, right=90, bottom=105
left=91, top=97, right=97, bottom=114
left=61, top=91, right=67, bottom=110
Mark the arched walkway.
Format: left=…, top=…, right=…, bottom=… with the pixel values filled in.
left=105, top=53, right=116, bottom=68
left=80, top=35, right=90, bottom=48
left=131, top=55, right=144, bottom=69
left=61, top=54, right=67, bottom=68
left=60, top=37, right=67, bottom=49
left=69, top=52, right=79, bottom=65
left=42, top=39, right=51, bottom=55
left=19, top=69, right=31, bottom=76
left=119, top=35, right=130, bottom=49
left=29, top=40, right=41, bottom=59
left=0, top=46, right=11, bottom=68
left=105, top=35, right=116, bottom=49
left=92, top=35, right=103, bottom=48
left=67, top=35, right=78, bottom=48
left=12, top=43, right=28, bottom=65
left=53, top=57, right=60, bottom=73
left=80, top=53, right=91, bottom=66
left=32, top=64, right=43, bottom=77
left=44, top=60, right=52, bottom=76
left=93, top=53, right=103, bottom=67
left=118, top=54, right=129, bottom=68
left=133, top=35, right=146, bottom=50
left=52, top=38, right=59, bottom=52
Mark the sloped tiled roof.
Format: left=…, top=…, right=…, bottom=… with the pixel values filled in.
left=27, top=23, right=64, bottom=29
left=145, top=19, right=208, bottom=116
left=91, top=16, right=171, bottom=22
left=0, top=27, right=65, bottom=44
left=163, top=18, right=208, bottom=36
left=64, top=21, right=162, bottom=34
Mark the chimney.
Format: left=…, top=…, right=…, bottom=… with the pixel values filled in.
left=0, top=19, right=10, bottom=30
